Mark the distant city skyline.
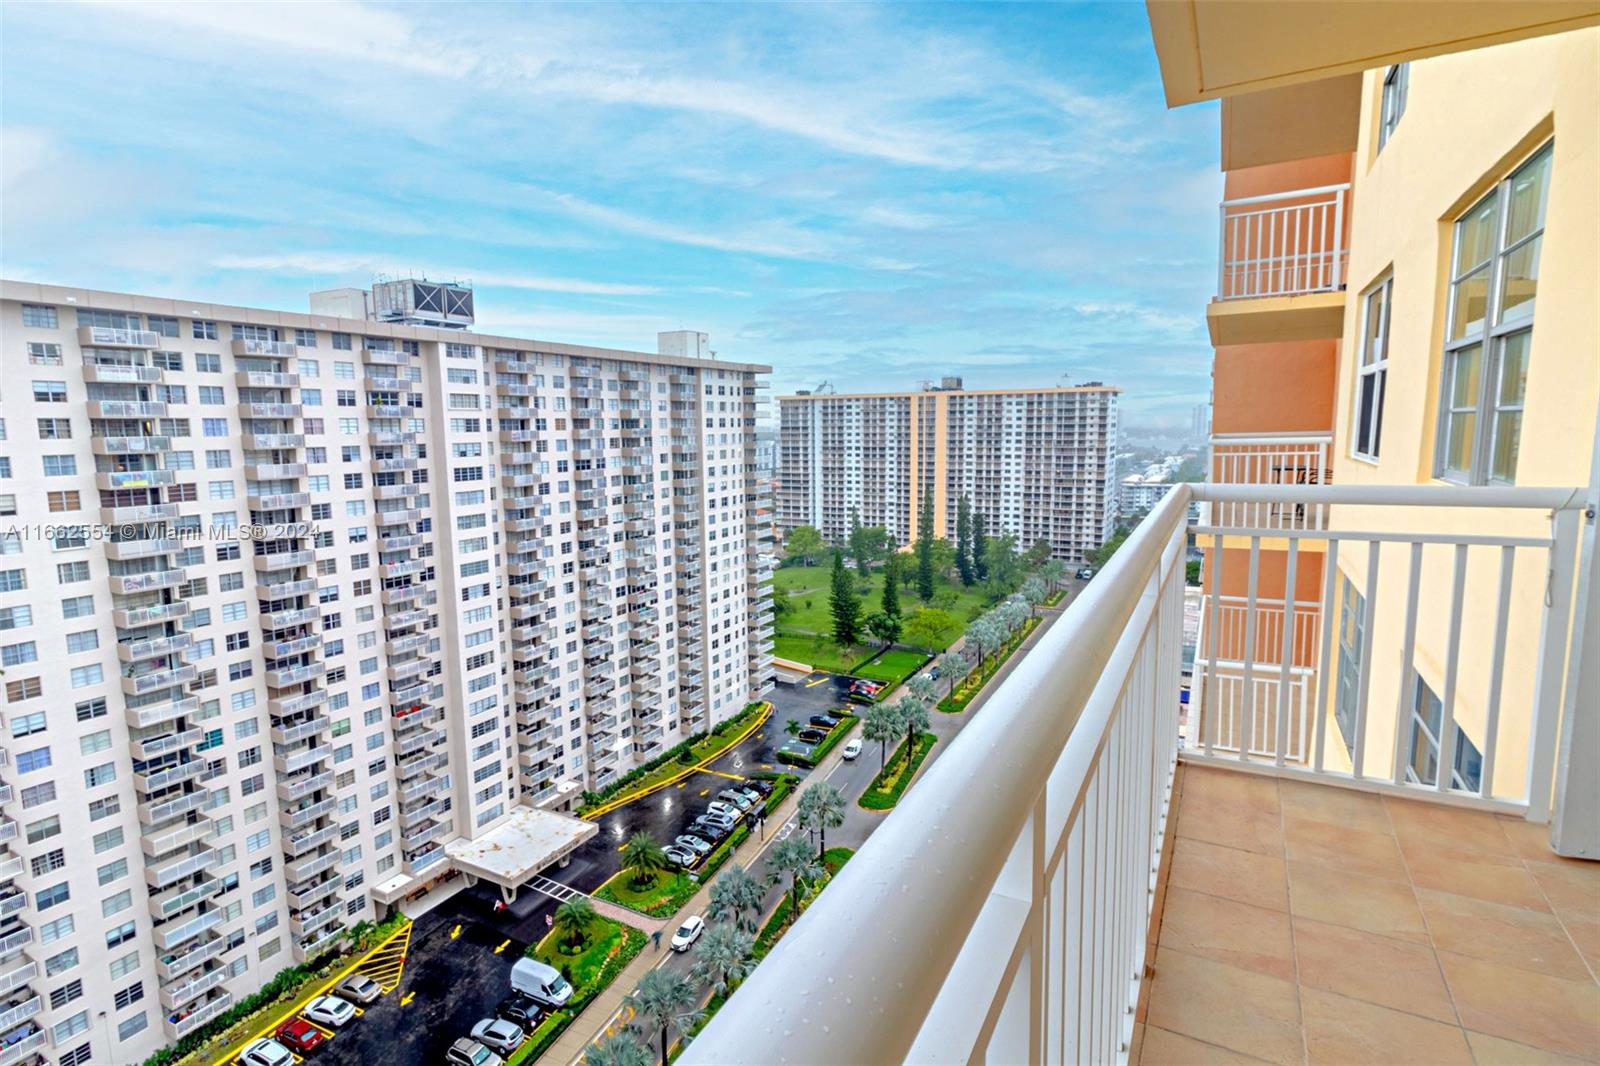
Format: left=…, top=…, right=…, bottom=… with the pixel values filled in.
left=0, top=1, right=1219, bottom=428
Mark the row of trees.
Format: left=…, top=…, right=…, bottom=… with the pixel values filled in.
left=583, top=781, right=850, bottom=1066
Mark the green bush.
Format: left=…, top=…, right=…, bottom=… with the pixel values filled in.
left=859, top=732, right=938, bottom=811
left=695, top=823, right=751, bottom=884
left=775, top=713, right=859, bottom=768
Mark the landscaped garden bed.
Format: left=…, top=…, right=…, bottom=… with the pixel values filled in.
left=850, top=647, right=932, bottom=691
left=522, top=911, right=648, bottom=1059
left=859, top=732, right=938, bottom=811
left=937, top=615, right=1040, bottom=713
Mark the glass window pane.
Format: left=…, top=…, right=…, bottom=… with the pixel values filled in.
left=1363, top=284, right=1387, bottom=365
left=1497, top=331, right=1530, bottom=406
left=1498, top=234, right=1540, bottom=324
left=1491, top=411, right=1522, bottom=482
left=1449, top=266, right=1491, bottom=341
left=1504, top=147, right=1552, bottom=246
left=1450, top=345, right=1481, bottom=408
left=1455, top=196, right=1498, bottom=274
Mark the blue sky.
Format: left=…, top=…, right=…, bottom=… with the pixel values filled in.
left=0, top=1, right=1219, bottom=428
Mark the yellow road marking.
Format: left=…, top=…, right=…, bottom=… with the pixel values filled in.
left=698, top=788, right=710, bottom=797
left=579, top=702, right=772, bottom=819
left=805, top=676, right=829, bottom=688
left=450, top=924, right=461, bottom=940
left=701, top=768, right=746, bottom=782
left=304, top=1021, right=337, bottom=1039
left=352, top=1006, right=366, bottom=1017
left=401, top=991, right=416, bottom=1007
left=675, top=781, right=687, bottom=789
left=760, top=763, right=774, bottom=770
left=494, top=939, right=511, bottom=954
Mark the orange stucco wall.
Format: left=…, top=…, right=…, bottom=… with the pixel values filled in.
left=1222, top=152, right=1353, bottom=200
left=1211, top=340, right=1337, bottom=435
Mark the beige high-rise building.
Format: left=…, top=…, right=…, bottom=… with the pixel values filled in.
left=0, top=278, right=773, bottom=1063
left=777, top=381, right=1119, bottom=563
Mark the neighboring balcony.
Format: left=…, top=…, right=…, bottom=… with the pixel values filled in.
left=1208, top=183, right=1349, bottom=345
left=687, top=482, right=1595, bottom=1066
left=1207, top=432, right=1334, bottom=530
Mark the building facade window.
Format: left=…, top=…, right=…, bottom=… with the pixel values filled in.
left=1405, top=676, right=1484, bottom=792
left=1352, top=276, right=1391, bottom=461
left=1436, top=142, right=1551, bottom=484
left=1378, top=63, right=1409, bottom=150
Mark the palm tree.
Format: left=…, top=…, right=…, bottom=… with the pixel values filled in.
left=942, top=649, right=972, bottom=699
left=586, top=1032, right=654, bottom=1066
left=796, top=782, right=846, bottom=861
left=907, top=672, right=937, bottom=708
left=767, top=836, right=822, bottom=921
left=1041, top=559, right=1066, bottom=595
left=689, top=922, right=755, bottom=998
left=896, top=696, right=930, bottom=771
left=552, top=896, right=597, bottom=951
left=626, top=966, right=701, bottom=1066
left=1021, top=576, right=1047, bottom=616
left=706, top=865, right=766, bottom=933
left=862, top=701, right=902, bottom=772
left=620, top=832, right=669, bottom=890
left=965, top=618, right=999, bottom=670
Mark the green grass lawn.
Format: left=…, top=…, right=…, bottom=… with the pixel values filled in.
left=532, top=915, right=633, bottom=993
left=594, top=867, right=697, bottom=917
left=853, top=648, right=931, bottom=686
left=771, top=563, right=992, bottom=665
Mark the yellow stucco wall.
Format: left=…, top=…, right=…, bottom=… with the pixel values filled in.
left=1325, top=29, right=1598, bottom=802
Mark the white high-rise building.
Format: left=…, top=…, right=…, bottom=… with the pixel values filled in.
left=0, top=279, right=774, bottom=1063
left=777, top=381, right=1119, bottom=563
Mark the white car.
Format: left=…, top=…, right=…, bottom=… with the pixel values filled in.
left=470, top=1018, right=526, bottom=1056
left=671, top=915, right=705, bottom=952
left=303, top=994, right=356, bottom=1028
left=675, top=834, right=713, bottom=856
left=239, top=1039, right=295, bottom=1066
left=842, top=739, right=863, bottom=761
left=706, top=801, right=743, bottom=821
left=717, top=789, right=754, bottom=811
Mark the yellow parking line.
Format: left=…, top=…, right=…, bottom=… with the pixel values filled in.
left=698, top=788, right=710, bottom=797
left=805, top=676, right=829, bottom=688
left=675, top=781, right=687, bottom=789
left=304, top=1020, right=337, bottom=1039
left=701, top=768, right=746, bottom=782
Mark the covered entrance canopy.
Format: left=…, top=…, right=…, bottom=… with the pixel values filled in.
left=444, top=806, right=598, bottom=901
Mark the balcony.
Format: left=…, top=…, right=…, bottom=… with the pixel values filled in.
left=96, top=466, right=176, bottom=489
left=0, top=1026, right=46, bottom=1066
left=101, top=500, right=179, bottom=524
left=238, top=401, right=302, bottom=419
left=687, top=482, right=1595, bottom=1065
left=233, top=338, right=296, bottom=357
left=165, top=990, right=233, bottom=1040
left=79, top=324, right=159, bottom=347
left=122, top=663, right=198, bottom=696
left=114, top=600, right=189, bottom=628
left=1208, top=183, right=1349, bottom=345
left=110, top=567, right=186, bottom=595
left=93, top=433, right=170, bottom=455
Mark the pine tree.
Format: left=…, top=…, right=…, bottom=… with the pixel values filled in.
left=881, top=552, right=901, bottom=620
left=956, top=495, right=974, bottom=587
left=916, top=493, right=936, bottom=601
left=828, top=549, right=861, bottom=646
left=973, top=510, right=989, bottom=583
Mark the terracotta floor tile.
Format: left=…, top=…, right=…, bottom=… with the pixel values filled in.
left=1277, top=779, right=1391, bottom=834
left=1384, top=794, right=1520, bottom=855
left=1168, top=837, right=1290, bottom=913
left=1291, top=916, right=1456, bottom=1023
left=1300, top=986, right=1473, bottom=1065
left=1145, top=948, right=1304, bottom=1066
left=1465, top=1030, right=1595, bottom=1066
left=1156, top=887, right=1296, bottom=981
left=1437, top=949, right=1600, bottom=1059
left=1183, top=766, right=1282, bottom=815
left=1398, top=835, right=1552, bottom=912
left=1177, top=794, right=1285, bottom=857
left=1527, top=858, right=1600, bottom=921
left=1283, top=815, right=1408, bottom=882
left=1284, top=859, right=1430, bottom=944
left=1495, top=816, right=1568, bottom=863
left=1138, top=1025, right=1275, bottom=1065
left=1417, top=887, right=1591, bottom=981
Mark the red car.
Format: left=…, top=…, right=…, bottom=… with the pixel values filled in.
left=275, top=1018, right=326, bottom=1054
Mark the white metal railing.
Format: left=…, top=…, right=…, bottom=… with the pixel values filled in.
left=1208, top=432, right=1333, bottom=529
left=1217, top=184, right=1348, bottom=300
left=689, top=481, right=1592, bottom=1065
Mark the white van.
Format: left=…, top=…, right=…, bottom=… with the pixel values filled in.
left=510, top=957, right=573, bottom=1007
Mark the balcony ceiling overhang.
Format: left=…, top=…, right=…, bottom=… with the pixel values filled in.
left=1220, top=76, right=1361, bottom=170
left=1146, top=0, right=1600, bottom=106
left=1206, top=293, right=1345, bottom=346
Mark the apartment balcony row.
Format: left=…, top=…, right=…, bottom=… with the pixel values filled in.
left=292, top=920, right=348, bottom=962
left=687, top=481, right=1596, bottom=1065
left=1209, top=181, right=1350, bottom=345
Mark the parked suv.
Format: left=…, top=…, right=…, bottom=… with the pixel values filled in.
left=446, top=1038, right=503, bottom=1066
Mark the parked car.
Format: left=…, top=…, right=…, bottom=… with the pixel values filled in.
left=809, top=713, right=841, bottom=729
left=1076, top=567, right=1095, bottom=580
left=701, top=810, right=738, bottom=833
left=706, top=801, right=743, bottom=821
left=675, top=834, right=713, bottom=856
left=671, top=915, right=705, bottom=952
left=274, top=1018, right=326, bottom=1055
left=690, top=816, right=729, bottom=839
left=664, top=844, right=699, bottom=867
left=495, top=993, right=541, bottom=1032
left=302, top=994, right=356, bottom=1028
left=717, top=789, right=754, bottom=810
left=471, top=1018, right=526, bottom=1056
left=842, top=738, right=863, bottom=761
left=743, top=778, right=774, bottom=796
left=239, top=1039, right=296, bottom=1066
left=924, top=665, right=941, bottom=682
left=733, top=786, right=764, bottom=807
left=510, top=958, right=573, bottom=1007
left=798, top=728, right=828, bottom=744
left=446, top=1038, right=503, bottom=1066
left=332, top=973, right=382, bottom=1005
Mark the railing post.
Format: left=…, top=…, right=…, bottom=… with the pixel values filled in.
left=1331, top=185, right=1346, bottom=290
left=1552, top=420, right=1600, bottom=854
left=1527, top=508, right=1579, bottom=821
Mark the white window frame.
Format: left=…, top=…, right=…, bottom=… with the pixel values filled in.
left=1378, top=63, right=1409, bottom=150
left=1350, top=275, right=1391, bottom=463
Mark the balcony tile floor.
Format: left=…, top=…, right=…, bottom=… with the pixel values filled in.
left=1132, top=763, right=1600, bottom=1065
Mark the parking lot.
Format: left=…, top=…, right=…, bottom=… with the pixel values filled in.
left=308, top=676, right=855, bottom=1065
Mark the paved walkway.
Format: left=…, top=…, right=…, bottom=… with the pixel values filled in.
left=549, top=583, right=1083, bottom=1063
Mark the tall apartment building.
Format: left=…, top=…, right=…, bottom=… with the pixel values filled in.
left=1182, top=12, right=1599, bottom=791
left=777, top=380, right=1118, bottom=563
left=0, top=279, right=774, bottom=1064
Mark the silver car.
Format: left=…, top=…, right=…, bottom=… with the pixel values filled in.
left=674, top=834, right=713, bottom=856
left=470, top=1018, right=525, bottom=1056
